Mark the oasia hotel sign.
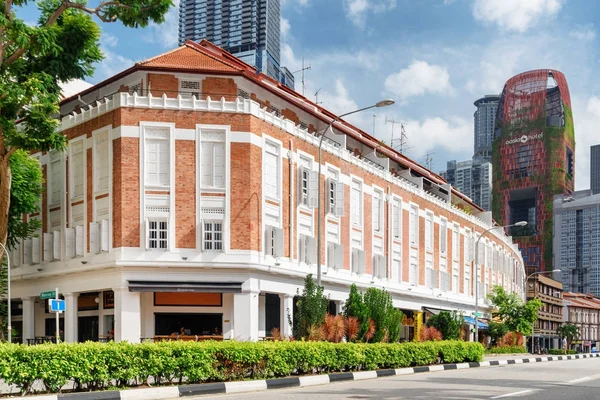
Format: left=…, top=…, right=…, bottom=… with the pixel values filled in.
left=505, top=132, right=543, bottom=146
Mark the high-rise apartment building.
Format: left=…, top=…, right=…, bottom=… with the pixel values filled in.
left=493, top=69, right=575, bottom=272
left=554, top=190, right=600, bottom=295
left=592, top=144, right=600, bottom=195
left=178, top=0, right=293, bottom=87
left=473, top=95, right=500, bottom=161
left=441, top=158, right=492, bottom=211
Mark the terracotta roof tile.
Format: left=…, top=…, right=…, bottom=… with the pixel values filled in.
left=137, top=44, right=240, bottom=72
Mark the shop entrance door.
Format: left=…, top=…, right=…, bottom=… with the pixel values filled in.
left=78, top=316, right=99, bottom=342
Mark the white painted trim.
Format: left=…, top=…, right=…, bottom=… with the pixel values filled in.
left=230, top=131, right=262, bottom=147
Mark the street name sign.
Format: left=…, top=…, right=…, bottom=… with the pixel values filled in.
left=40, top=291, right=56, bottom=300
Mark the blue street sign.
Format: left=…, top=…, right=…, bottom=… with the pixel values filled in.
left=49, top=299, right=66, bottom=313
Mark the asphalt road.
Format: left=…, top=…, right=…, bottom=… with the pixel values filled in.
left=184, top=357, right=600, bottom=399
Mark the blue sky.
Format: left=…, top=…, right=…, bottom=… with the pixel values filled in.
left=23, top=0, right=600, bottom=190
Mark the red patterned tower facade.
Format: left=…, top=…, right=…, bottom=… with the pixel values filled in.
left=492, top=69, right=575, bottom=273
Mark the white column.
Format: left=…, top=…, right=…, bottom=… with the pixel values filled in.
left=64, top=293, right=79, bottom=342
left=21, top=297, right=35, bottom=344
left=280, top=294, right=294, bottom=338
left=233, top=290, right=259, bottom=341
left=335, top=300, right=344, bottom=315
left=113, top=288, right=141, bottom=343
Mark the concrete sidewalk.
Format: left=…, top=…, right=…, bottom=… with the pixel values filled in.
left=8, top=353, right=600, bottom=400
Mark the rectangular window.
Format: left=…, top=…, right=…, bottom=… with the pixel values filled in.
left=373, top=190, right=383, bottom=232
left=94, top=132, right=110, bottom=192
left=203, top=221, right=223, bottom=251
left=410, top=206, right=418, bottom=245
left=50, top=155, right=62, bottom=205
left=264, top=141, right=280, bottom=199
left=440, top=218, right=447, bottom=254
left=452, top=225, right=460, bottom=259
left=201, top=142, right=225, bottom=188
left=301, top=168, right=309, bottom=205
left=425, top=212, right=433, bottom=250
left=70, top=142, right=84, bottom=199
left=146, top=139, right=170, bottom=187
left=327, top=170, right=344, bottom=217
left=351, top=180, right=362, bottom=226
left=148, top=220, right=168, bottom=249
left=392, top=199, right=401, bottom=239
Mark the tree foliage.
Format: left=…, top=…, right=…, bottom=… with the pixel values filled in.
left=426, top=311, right=463, bottom=340
left=343, top=284, right=403, bottom=343
left=556, top=323, right=579, bottom=347
left=487, top=285, right=542, bottom=336
left=487, top=321, right=509, bottom=347
left=293, top=274, right=328, bottom=340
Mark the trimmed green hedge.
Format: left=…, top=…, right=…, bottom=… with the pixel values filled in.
left=0, top=340, right=483, bottom=394
left=486, top=345, right=527, bottom=354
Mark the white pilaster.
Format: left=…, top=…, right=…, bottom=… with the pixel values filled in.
left=335, top=300, right=344, bottom=315
left=233, top=290, right=259, bottom=341
left=21, top=297, right=35, bottom=344
left=113, top=288, right=141, bottom=343
left=64, top=293, right=79, bottom=342
left=280, top=294, right=294, bottom=338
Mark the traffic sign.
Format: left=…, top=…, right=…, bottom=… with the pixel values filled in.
left=40, top=291, right=56, bottom=300
left=49, top=299, right=65, bottom=313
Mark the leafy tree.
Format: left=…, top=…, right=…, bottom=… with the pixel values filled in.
left=487, top=321, right=509, bottom=347
left=487, top=285, right=542, bottom=336
left=426, top=311, right=463, bottom=340
left=556, top=323, right=579, bottom=348
left=0, top=0, right=172, bottom=342
left=343, top=284, right=369, bottom=339
left=293, top=274, right=328, bottom=340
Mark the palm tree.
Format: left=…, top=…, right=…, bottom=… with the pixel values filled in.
left=556, top=323, right=579, bottom=350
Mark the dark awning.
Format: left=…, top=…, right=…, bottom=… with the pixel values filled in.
left=128, top=281, right=244, bottom=293
left=423, top=307, right=446, bottom=315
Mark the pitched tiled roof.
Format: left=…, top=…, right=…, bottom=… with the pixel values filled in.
left=137, top=43, right=241, bottom=72
left=563, top=292, right=600, bottom=309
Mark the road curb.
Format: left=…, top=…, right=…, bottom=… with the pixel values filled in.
left=20, top=353, right=600, bottom=399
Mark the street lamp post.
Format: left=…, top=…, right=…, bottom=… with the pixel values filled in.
left=0, top=242, right=11, bottom=343
left=316, top=99, right=395, bottom=286
left=474, top=220, right=527, bottom=344
left=527, top=269, right=561, bottom=353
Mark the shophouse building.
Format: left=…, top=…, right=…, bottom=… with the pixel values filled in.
left=562, top=292, right=600, bottom=353
left=8, top=40, right=525, bottom=343
left=526, top=273, right=563, bottom=351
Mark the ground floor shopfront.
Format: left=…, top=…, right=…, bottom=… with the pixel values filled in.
left=8, top=267, right=487, bottom=344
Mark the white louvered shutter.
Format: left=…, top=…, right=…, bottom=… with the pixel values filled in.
left=158, top=141, right=169, bottom=186
left=335, top=243, right=344, bottom=270
left=66, top=228, right=75, bottom=258
left=75, top=225, right=84, bottom=256
left=101, top=219, right=109, bottom=252
left=32, top=237, right=40, bottom=264
left=308, top=170, right=319, bottom=208
left=335, top=181, right=344, bottom=217
left=201, top=143, right=213, bottom=187
left=265, top=226, right=273, bottom=256
left=306, top=236, right=316, bottom=264
left=43, top=233, right=53, bottom=261
left=327, top=242, right=335, bottom=268
left=12, top=242, right=21, bottom=267
left=24, top=239, right=32, bottom=265
left=214, top=143, right=225, bottom=188
left=90, top=222, right=99, bottom=254
left=53, top=231, right=61, bottom=260
left=274, top=227, right=284, bottom=258
left=358, top=250, right=366, bottom=274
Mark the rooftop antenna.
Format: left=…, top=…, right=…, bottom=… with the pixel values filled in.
left=423, top=152, right=435, bottom=170
left=373, top=114, right=376, bottom=136
left=292, top=58, right=311, bottom=96
left=385, top=118, right=411, bottom=154
left=315, top=88, right=323, bottom=105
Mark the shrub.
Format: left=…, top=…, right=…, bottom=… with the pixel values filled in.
left=421, top=326, right=442, bottom=342
left=0, top=340, right=483, bottom=395
left=486, top=345, right=527, bottom=354
left=426, top=311, right=462, bottom=340
left=345, top=316, right=360, bottom=342
left=548, top=349, right=577, bottom=355
left=498, top=332, right=524, bottom=347
left=323, top=314, right=345, bottom=343
left=293, top=274, right=329, bottom=340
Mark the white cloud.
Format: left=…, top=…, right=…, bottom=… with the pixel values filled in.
left=344, top=0, right=397, bottom=28
left=96, top=33, right=136, bottom=81
left=570, top=25, right=596, bottom=41
left=572, top=96, right=600, bottom=190
left=472, top=0, right=564, bottom=32
left=281, top=17, right=291, bottom=39
left=101, top=33, right=119, bottom=49
left=281, top=0, right=311, bottom=8
left=146, top=0, right=180, bottom=48
left=384, top=61, right=453, bottom=101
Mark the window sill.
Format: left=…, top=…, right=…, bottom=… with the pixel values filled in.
left=144, top=185, right=170, bottom=192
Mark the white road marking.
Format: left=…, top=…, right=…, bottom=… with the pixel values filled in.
left=566, top=373, right=600, bottom=384
left=490, top=389, right=533, bottom=399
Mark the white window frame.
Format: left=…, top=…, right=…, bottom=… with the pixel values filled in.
left=351, top=178, right=363, bottom=227
left=202, top=220, right=224, bottom=251
left=69, top=138, right=85, bottom=201
left=48, top=151, right=64, bottom=207
left=263, top=139, right=281, bottom=200
left=146, top=218, right=169, bottom=250
left=326, top=167, right=344, bottom=217
left=440, top=218, right=448, bottom=255
left=452, top=224, right=460, bottom=260
left=392, top=198, right=401, bottom=240
left=200, top=141, right=226, bottom=189
left=373, top=188, right=383, bottom=233
left=410, top=205, right=419, bottom=246
left=93, top=127, right=111, bottom=194
left=425, top=211, right=433, bottom=251
left=265, top=225, right=284, bottom=258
